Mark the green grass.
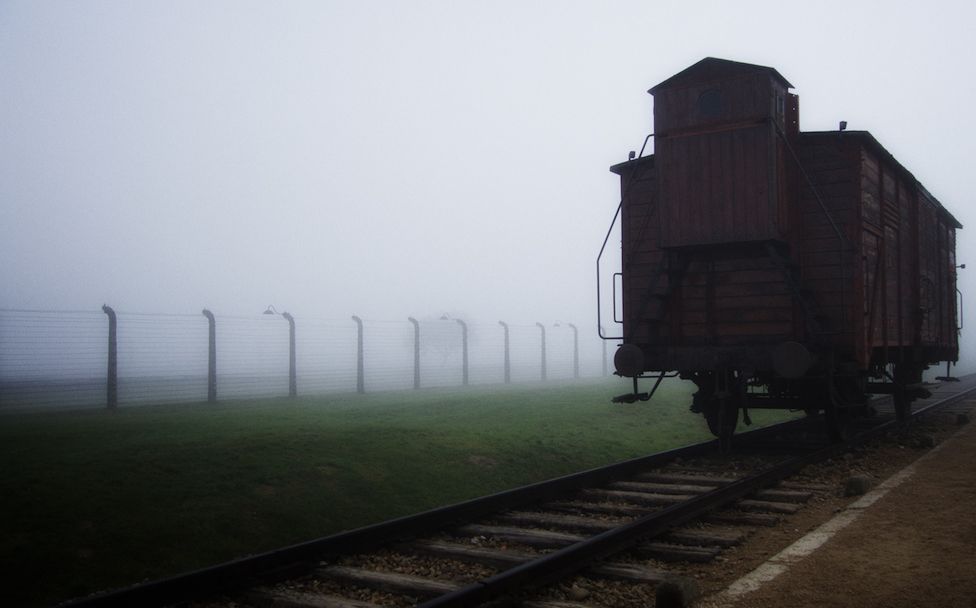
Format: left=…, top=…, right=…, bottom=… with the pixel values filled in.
left=0, top=378, right=793, bottom=606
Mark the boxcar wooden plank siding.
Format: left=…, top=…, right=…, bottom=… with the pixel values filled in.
left=652, top=71, right=785, bottom=134
left=659, top=124, right=779, bottom=247
left=609, top=58, right=959, bottom=379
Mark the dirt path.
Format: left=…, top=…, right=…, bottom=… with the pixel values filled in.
left=705, top=413, right=976, bottom=608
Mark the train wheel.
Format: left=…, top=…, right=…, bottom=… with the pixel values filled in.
left=824, top=402, right=850, bottom=443
left=824, top=372, right=864, bottom=443
left=706, top=370, right=741, bottom=451
left=893, top=364, right=923, bottom=423
left=704, top=400, right=739, bottom=452
left=690, top=371, right=741, bottom=451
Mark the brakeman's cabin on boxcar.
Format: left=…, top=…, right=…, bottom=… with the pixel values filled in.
left=602, top=58, right=961, bottom=445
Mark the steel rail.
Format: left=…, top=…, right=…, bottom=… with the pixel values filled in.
left=853, top=377, right=976, bottom=444
left=418, top=436, right=829, bottom=607
left=61, top=416, right=810, bottom=607
left=61, top=378, right=976, bottom=607
left=417, top=378, right=976, bottom=608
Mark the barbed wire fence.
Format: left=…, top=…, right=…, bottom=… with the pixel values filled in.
left=0, top=307, right=615, bottom=412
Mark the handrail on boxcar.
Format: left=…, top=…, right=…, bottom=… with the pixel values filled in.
left=597, top=200, right=624, bottom=340
left=597, top=133, right=654, bottom=341
left=957, top=287, right=964, bottom=331
left=771, top=119, right=853, bottom=252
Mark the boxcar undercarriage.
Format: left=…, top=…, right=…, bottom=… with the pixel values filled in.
left=613, top=341, right=936, bottom=449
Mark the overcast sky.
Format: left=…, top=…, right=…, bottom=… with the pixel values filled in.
left=2, top=1, right=974, bottom=363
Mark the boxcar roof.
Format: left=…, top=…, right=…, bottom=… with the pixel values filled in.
left=648, top=57, right=792, bottom=94
left=608, top=153, right=654, bottom=176
left=607, top=131, right=961, bottom=230
left=801, top=130, right=962, bottom=229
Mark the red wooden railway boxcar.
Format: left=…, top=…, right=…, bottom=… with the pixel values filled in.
left=605, top=58, right=961, bottom=444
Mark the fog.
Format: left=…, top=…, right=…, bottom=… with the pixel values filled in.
left=2, top=1, right=975, bottom=370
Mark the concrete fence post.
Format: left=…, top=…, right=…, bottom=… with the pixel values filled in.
left=536, top=322, right=547, bottom=381
left=282, top=312, right=296, bottom=397
left=408, top=317, right=420, bottom=390
left=498, top=321, right=511, bottom=384
left=101, top=305, right=118, bottom=410
left=202, top=309, right=216, bottom=402
left=456, top=319, right=469, bottom=386
left=568, top=322, right=579, bottom=379
left=352, top=315, right=365, bottom=393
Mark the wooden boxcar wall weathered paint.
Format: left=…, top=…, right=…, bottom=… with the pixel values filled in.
left=616, top=131, right=959, bottom=373
left=654, top=72, right=781, bottom=133
left=656, top=125, right=781, bottom=247
left=917, top=189, right=958, bottom=353
left=675, top=252, right=795, bottom=346
left=617, top=157, right=663, bottom=347
left=796, top=132, right=959, bottom=369
left=858, top=142, right=904, bottom=366
left=615, top=157, right=799, bottom=366
left=612, top=59, right=959, bottom=375
left=860, top=141, right=958, bottom=363
left=653, top=72, right=792, bottom=248
left=793, top=134, right=858, bottom=359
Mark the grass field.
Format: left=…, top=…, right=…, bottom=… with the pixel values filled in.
left=0, top=378, right=794, bottom=607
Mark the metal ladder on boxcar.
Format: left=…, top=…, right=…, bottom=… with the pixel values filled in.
left=764, top=241, right=829, bottom=342
left=627, top=250, right=690, bottom=334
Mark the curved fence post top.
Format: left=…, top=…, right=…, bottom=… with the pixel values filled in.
left=282, top=312, right=297, bottom=397
left=536, top=322, right=547, bottom=380
left=498, top=320, right=508, bottom=329
left=408, top=317, right=420, bottom=389
left=351, top=315, right=365, bottom=394
left=101, top=304, right=118, bottom=410
left=202, top=308, right=217, bottom=403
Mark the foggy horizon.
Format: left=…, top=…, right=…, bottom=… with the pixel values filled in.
left=3, top=1, right=975, bottom=369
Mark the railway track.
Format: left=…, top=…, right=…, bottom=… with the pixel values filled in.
left=64, top=376, right=976, bottom=608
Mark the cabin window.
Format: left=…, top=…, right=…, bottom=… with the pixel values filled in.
left=698, top=88, right=722, bottom=118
